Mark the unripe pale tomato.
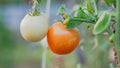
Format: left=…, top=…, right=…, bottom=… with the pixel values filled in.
left=47, top=22, right=80, bottom=55
left=20, top=14, right=49, bottom=42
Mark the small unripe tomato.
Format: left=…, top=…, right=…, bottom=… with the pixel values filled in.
left=47, top=22, right=80, bottom=55
left=20, top=14, right=49, bottom=42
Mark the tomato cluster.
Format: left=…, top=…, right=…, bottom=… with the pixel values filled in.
left=20, top=13, right=80, bottom=55
left=20, top=2, right=81, bottom=55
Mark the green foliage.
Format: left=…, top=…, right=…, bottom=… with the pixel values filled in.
left=86, top=0, right=97, bottom=14
left=63, top=7, right=96, bottom=29
left=57, top=5, right=66, bottom=15
left=104, top=0, right=116, bottom=7
left=57, top=1, right=98, bottom=30
left=65, top=17, right=83, bottom=29
left=74, top=7, right=91, bottom=20
left=93, top=12, right=111, bottom=35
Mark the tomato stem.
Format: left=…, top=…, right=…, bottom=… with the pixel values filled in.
left=115, top=0, right=120, bottom=63
left=45, top=0, right=51, bottom=18
left=70, top=17, right=95, bottom=23
left=41, top=46, right=47, bottom=68
left=30, top=0, right=41, bottom=16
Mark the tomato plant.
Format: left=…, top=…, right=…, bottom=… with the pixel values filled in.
left=19, top=0, right=120, bottom=67
left=47, top=22, right=80, bottom=55
left=54, top=0, right=120, bottom=66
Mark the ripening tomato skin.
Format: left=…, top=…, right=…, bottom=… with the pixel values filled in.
left=47, top=22, right=80, bottom=55
left=20, top=14, right=49, bottom=42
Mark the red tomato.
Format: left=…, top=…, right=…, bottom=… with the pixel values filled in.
left=47, top=22, right=80, bottom=55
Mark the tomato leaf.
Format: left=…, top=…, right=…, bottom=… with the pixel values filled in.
left=93, top=12, right=111, bottom=35
left=65, top=8, right=96, bottom=30
left=87, top=0, right=95, bottom=13
left=74, top=7, right=91, bottom=20
left=65, top=17, right=83, bottom=30
left=86, top=0, right=97, bottom=14
left=57, top=5, right=66, bottom=15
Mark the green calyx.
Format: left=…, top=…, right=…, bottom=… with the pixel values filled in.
left=28, top=11, right=40, bottom=16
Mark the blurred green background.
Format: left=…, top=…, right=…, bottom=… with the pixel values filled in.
left=0, top=0, right=115, bottom=68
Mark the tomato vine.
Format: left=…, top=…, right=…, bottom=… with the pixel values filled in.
left=57, top=0, right=119, bottom=64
